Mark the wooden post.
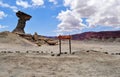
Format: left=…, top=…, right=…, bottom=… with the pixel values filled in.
left=69, top=38, right=71, bottom=54
left=58, top=35, right=72, bottom=54
left=59, top=38, right=61, bottom=54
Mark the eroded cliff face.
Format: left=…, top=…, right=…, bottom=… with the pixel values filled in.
left=12, top=11, right=32, bottom=34
left=12, top=11, right=58, bottom=46
left=72, top=31, right=120, bottom=41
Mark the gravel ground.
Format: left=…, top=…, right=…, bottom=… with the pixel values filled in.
left=0, top=40, right=120, bottom=77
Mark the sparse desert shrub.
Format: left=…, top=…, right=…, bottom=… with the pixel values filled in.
left=51, top=54, right=55, bottom=56
left=86, top=50, right=90, bottom=52
left=104, top=52, right=108, bottom=54
left=111, top=53, right=115, bottom=55
left=41, top=51, right=43, bottom=53
left=16, top=51, right=20, bottom=53
left=36, top=51, right=39, bottom=53
left=57, top=54, right=61, bottom=56
left=116, top=53, right=120, bottom=55
left=64, top=52, right=67, bottom=54
left=1, top=51, right=6, bottom=53
left=72, top=52, right=75, bottom=54
left=7, top=51, right=13, bottom=53
left=26, top=51, right=29, bottom=53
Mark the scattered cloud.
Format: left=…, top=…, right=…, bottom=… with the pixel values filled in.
left=0, top=11, right=7, bottom=19
left=0, top=25, right=8, bottom=29
left=16, top=0, right=44, bottom=8
left=57, top=0, right=120, bottom=34
left=0, top=0, right=45, bottom=12
left=49, top=0, right=58, bottom=5
left=16, top=0, right=31, bottom=8
left=32, top=0, right=44, bottom=6
left=56, top=10, right=86, bottom=35
left=0, top=1, right=18, bottom=12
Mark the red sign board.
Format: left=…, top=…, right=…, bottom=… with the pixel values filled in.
left=58, top=35, right=72, bottom=54
left=58, top=35, right=72, bottom=39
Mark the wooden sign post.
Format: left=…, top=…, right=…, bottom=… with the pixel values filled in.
left=59, top=37, right=62, bottom=54
left=58, top=35, right=72, bottom=54
left=69, top=38, right=71, bottom=54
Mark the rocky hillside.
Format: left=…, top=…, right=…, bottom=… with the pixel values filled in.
left=0, top=31, right=37, bottom=46
left=72, top=30, right=120, bottom=41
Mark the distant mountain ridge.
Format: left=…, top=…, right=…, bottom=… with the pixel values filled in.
left=47, top=30, right=120, bottom=41
left=72, top=30, right=120, bottom=40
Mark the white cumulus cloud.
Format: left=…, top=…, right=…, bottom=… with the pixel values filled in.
left=16, top=0, right=44, bottom=8
left=56, top=10, right=86, bottom=35
left=0, top=1, right=18, bottom=12
left=32, top=0, right=44, bottom=6
left=0, top=11, right=7, bottom=19
left=57, top=0, right=120, bottom=34
left=16, top=0, right=31, bottom=8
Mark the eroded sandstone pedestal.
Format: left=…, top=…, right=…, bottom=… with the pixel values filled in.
left=12, top=11, right=32, bottom=34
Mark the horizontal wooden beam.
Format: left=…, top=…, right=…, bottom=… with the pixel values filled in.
left=58, top=35, right=72, bottom=39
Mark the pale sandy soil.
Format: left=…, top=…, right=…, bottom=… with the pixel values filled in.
left=0, top=40, right=120, bottom=77
left=1, top=40, right=120, bottom=54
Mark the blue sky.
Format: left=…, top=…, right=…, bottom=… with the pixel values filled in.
left=0, top=0, right=120, bottom=36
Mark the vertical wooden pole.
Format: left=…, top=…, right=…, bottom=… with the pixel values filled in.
left=69, top=38, right=71, bottom=54
left=59, top=38, right=61, bottom=54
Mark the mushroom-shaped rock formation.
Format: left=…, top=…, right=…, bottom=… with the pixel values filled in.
left=12, top=11, right=32, bottom=34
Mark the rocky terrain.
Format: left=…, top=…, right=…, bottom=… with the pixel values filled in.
left=0, top=51, right=120, bottom=77
left=0, top=31, right=36, bottom=46
left=0, top=31, right=120, bottom=77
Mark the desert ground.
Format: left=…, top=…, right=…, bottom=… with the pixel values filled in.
left=0, top=32, right=120, bottom=77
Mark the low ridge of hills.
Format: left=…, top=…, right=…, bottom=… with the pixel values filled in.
left=0, top=30, right=120, bottom=46
left=72, top=30, right=120, bottom=41
left=48, top=30, right=120, bottom=42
